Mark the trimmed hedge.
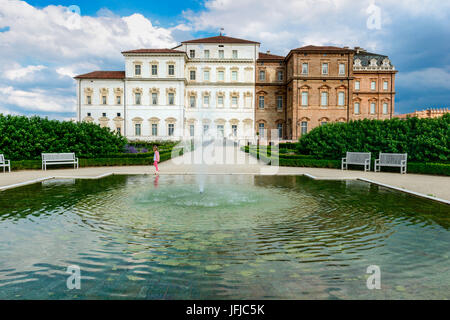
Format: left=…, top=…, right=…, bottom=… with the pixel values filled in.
left=10, top=149, right=182, bottom=170
left=297, top=115, right=450, bottom=162
left=242, top=146, right=450, bottom=176
left=0, top=115, right=127, bottom=160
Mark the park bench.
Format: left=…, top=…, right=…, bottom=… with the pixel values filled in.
left=0, top=154, right=11, bottom=173
left=42, top=153, right=79, bottom=171
left=375, top=153, right=407, bottom=174
left=341, top=152, right=371, bottom=172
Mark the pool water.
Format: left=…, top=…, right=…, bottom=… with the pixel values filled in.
left=0, top=175, right=448, bottom=300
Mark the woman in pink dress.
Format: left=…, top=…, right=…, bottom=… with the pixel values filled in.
left=153, top=145, right=160, bottom=174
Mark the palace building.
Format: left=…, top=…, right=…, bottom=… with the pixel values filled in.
left=74, top=35, right=397, bottom=142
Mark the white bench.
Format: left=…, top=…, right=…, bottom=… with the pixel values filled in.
left=342, top=152, right=371, bottom=172
left=375, top=153, right=407, bottom=174
left=42, top=153, right=79, bottom=171
left=0, top=154, right=11, bottom=173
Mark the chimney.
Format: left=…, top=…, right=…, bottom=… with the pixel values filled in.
left=266, top=50, right=271, bottom=54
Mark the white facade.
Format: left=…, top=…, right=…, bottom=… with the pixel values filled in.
left=75, top=36, right=260, bottom=142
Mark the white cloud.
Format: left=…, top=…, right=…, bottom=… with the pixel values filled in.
left=0, top=0, right=180, bottom=118
left=398, top=68, right=450, bottom=90
left=0, top=86, right=76, bottom=113
left=0, top=1, right=178, bottom=63
left=4, top=64, right=47, bottom=81
left=185, top=0, right=450, bottom=54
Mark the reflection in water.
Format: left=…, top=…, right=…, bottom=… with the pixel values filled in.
left=0, top=175, right=448, bottom=300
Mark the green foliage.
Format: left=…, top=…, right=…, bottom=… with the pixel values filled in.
left=297, top=115, right=450, bottom=162
left=10, top=149, right=182, bottom=170
left=0, top=115, right=127, bottom=160
left=242, top=145, right=450, bottom=176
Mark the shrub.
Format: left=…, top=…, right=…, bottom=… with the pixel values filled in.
left=297, top=115, right=450, bottom=162
left=0, top=115, right=127, bottom=160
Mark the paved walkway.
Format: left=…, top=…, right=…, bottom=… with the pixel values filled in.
left=1, top=146, right=449, bottom=204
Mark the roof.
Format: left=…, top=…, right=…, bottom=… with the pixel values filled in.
left=181, top=35, right=260, bottom=44
left=292, top=45, right=352, bottom=52
left=74, top=71, right=125, bottom=79
left=354, top=51, right=392, bottom=67
left=258, top=52, right=285, bottom=61
left=121, top=48, right=185, bottom=54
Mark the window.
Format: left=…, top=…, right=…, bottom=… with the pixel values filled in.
left=383, top=81, right=388, bottom=91
left=117, top=113, right=121, bottom=117
left=383, top=103, right=388, bottom=114
left=87, top=96, right=91, bottom=105
left=168, top=65, right=175, bottom=76
left=218, top=95, right=224, bottom=107
left=203, top=95, right=210, bottom=106
left=189, top=50, right=195, bottom=58
left=371, top=81, right=376, bottom=90
left=231, top=70, right=238, bottom=81
left=301, top=121, right=308, bottom=135
left=168, top=124, right=174, bottom=136
left=232, top=125, right=237, bottom=136
left=152, top=124, right=158, bottom=136
left=231, top=96, right=238, bottom=107
left=321, top=92, right=328, bottom=106
left=259, top=70, right=266, bottom=81
left=277, top=96, right=283, bottom=110
left=301, top=92, right=308, bottom=106
left=259, top=96, right=265, bottom=109
left=204, top=70, right=210, bottom=81
left=321, top=121, right=328, bottom=126
left=135, top=93, right=141, bottom=105
left=168, top=93, right=175, bottom=105
left=302, top=63, right=308, bottom=75
left=370, top=102, right=376, bottom=114
left=258, top=123, right=265, bottom=138
left=135, top=123, right=141, bottom=136
left=338, top=92, right=345, bottom=106
left=277, top=123, right=283, bottom=138
left=102, top=113, right=106, bottom=117
left=189, top=96, right=196, bottom=108
left=322, top=63, right=329, bottom=75
left=151, top=65, right=158, bottom=76
left=135, top=64, right=141, bottom=76
left=355, top=81, right=360, bottom=90
left=218, top=70, right=224, bottom=81
left=217, top=125, right=224, bottom=137
left=152, top=93, right=158, bottom=105
left=117, top=127, right=121, bottom=134
left=354, top=102, right=360, bottom=114
left=232, top=50, right=238, bottom=59
left=189, top=124, right=195, bottom=137
left=190, top=70, right=196, bottom=81
left=218, top=50, right=224, bottom=59
left=203, top=125, right=209, bottom=134
left=116, top=96, right=121, bottom=105
left=277, top=71, right=283, bottom=81
left=339, top=63, right=345, bottom=75
left=102, top=96, right=107, bottom=105
left=87, top=112, right=91, bottom=117
left=204, top=50, right=210, bottom=58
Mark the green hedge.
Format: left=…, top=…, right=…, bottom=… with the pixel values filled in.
left=242, top=147, right=450, bottom=176
left=297, top=115, right=450, bottom=162
left=0, top=115, right=127, bottom=160
left=10, top=149, right=182, bottom=170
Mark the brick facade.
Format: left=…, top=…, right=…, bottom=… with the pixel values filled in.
left=256, top=46, right=397, bottom=141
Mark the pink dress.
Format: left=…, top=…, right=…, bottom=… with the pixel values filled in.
left=153, top=151, right=160, bottom=172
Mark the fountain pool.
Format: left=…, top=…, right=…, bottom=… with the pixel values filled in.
left=0, top=174, right=448, bottom=299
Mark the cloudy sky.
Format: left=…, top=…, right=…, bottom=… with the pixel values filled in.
left=0, top=0, right=449, bottom=120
